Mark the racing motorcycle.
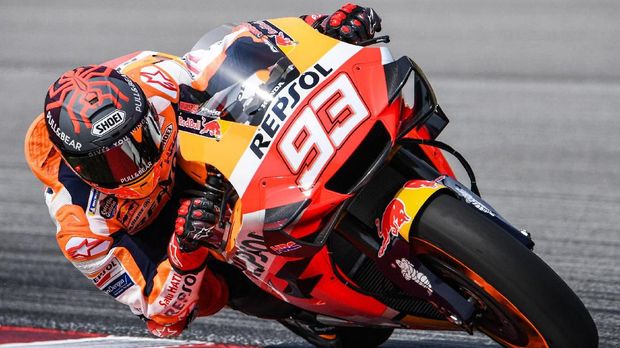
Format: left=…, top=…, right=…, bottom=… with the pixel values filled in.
left=177, top=17, right=598, bottom=347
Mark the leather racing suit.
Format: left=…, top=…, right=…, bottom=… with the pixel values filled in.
left=25, top=47, right=230, bottom=336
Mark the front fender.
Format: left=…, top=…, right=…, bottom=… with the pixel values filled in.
left=379, top=179, right=447, bottom=243
left=385, top=176, right=534, bottom=250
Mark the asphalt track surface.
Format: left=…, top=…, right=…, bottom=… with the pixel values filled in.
left=1, top=0, right=618, bottom=347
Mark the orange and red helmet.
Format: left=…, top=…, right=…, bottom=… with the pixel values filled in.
left=44, top=65, right=176, bottom=199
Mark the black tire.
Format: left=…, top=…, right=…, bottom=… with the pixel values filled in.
left=412, top=193, right=598, bottom=348
left=337, top=326, right=394, bottom=348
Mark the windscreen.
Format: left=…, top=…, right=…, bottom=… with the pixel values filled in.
left=185, top=22, right=300, bottom=126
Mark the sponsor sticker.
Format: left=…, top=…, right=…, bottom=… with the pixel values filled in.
left=453, top=185, right=496, bottom=217
left=92, top=110, right=126, bottom=137
left=86, top=190, right=100, bottom=216
left=199, top=118, right=222, bottom=139
left=91, top=257, right=121, bottom=288
left=46, top=111, right=82, bottom=151
left=395, top=258, right=433, bottom=295
left=178, top=115, right=222, bottom=140
left=161, top=123, right=174, bottom=148
left=119, top=162, right=153, bottom=184
left=179, top=101, right=200, bottom=114
left=232, top=232, right=270, bottom=277
left=178, top=115, right=201, bottom=132
left=375, top=198, right=411, bottom=258
left=249, top=20, right=296, bottom=47
left=269, top=241, right=302, bottom=254
left=127, top=197, right=151, bottom=229
left=99, top=195, right=118, bottom=219
left=162, top=274, right=197, bottom=317
left=103, top=272, right=134, bottom=298
left=249, top=62, right=333, bottom=160
left=116, top=201, right=138, bottom=225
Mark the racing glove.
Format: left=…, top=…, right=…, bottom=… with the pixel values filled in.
left=323, top=3, right=382, bottom=45
left=168, top=189, right=222, bottom=274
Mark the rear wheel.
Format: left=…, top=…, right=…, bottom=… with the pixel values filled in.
left=412, top=194, right=598, bottom=348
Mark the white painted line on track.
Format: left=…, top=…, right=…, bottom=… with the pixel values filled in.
left=0, top=335, right=241, bottom=348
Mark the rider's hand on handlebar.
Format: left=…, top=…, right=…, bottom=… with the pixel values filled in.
left=174, top=170, right=229, bottom=256
left=167, top=182, right=225, bottom=274
left=174, top=191, right=221, bottom=252
left=325, top=3, right=382, bottom=45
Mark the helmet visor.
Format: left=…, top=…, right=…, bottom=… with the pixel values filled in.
left=64, top=108, right=163, bottom=188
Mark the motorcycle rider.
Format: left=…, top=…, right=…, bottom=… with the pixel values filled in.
left=24, top=4, right=381, bottom=340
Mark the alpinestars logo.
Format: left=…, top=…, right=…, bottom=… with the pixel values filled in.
left=92, top=109, right=126, bottom=136
left=65, top=237, right=110, bottom=260
left=140, top=69, right=175, bottom=91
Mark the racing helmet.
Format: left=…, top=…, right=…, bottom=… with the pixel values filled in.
left=44, top=65, right=176, bottom=199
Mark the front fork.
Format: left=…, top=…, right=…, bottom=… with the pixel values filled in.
left=375, top=237, right=476, bottom=331
left=368, top=177, right=475, bottom=331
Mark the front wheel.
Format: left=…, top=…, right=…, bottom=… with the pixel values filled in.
left=411, top=194, right=598, bottom=347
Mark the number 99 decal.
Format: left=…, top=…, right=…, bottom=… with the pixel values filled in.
left=278, top=73, right=369, bottom=190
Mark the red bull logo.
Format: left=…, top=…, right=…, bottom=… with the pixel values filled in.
left=200, top=117, right=222, bottom=140
left=375, top=198, right=411, bottom=258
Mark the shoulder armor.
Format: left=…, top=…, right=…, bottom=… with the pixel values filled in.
left=103, top=51, right=191, bottom=104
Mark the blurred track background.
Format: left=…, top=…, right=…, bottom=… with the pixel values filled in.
left=1, top=1, right=618, bottom=346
